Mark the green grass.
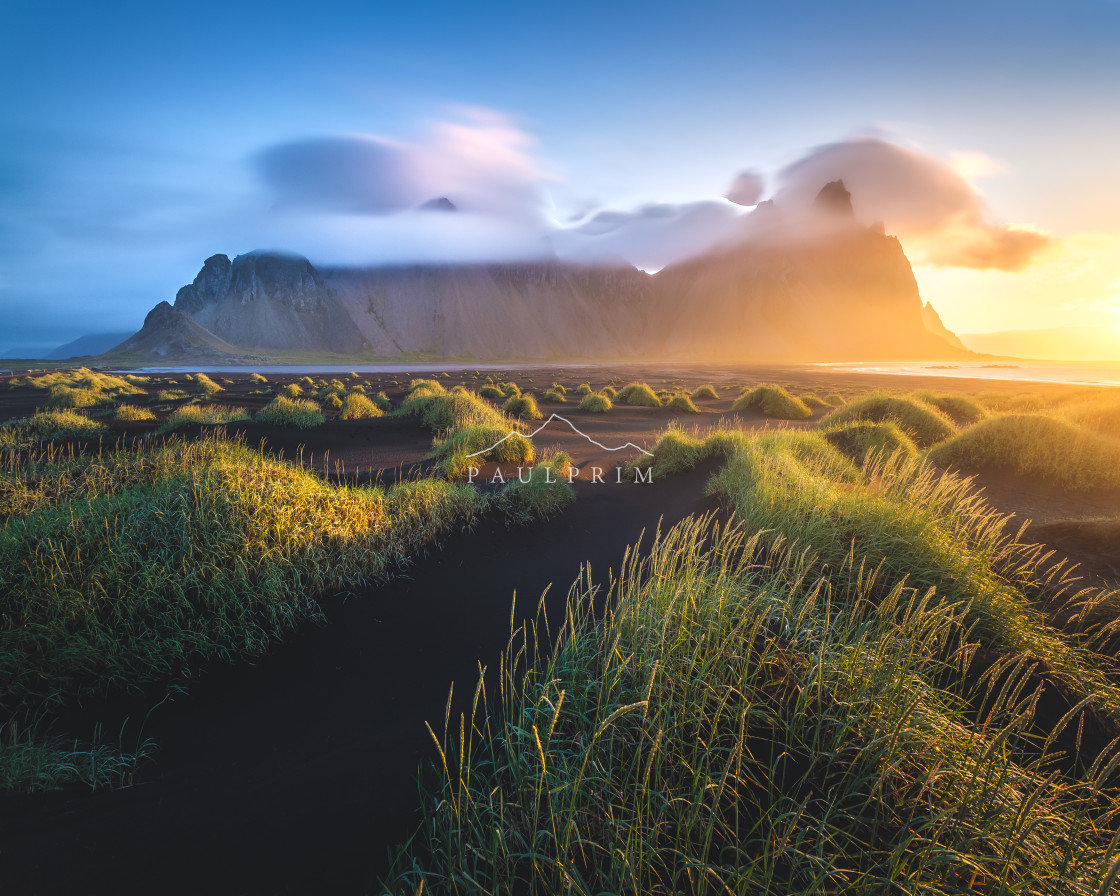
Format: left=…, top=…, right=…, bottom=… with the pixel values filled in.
left=576, top=383, right=593, bottom=396
left=667, top=393, right=700, bottom=413
left=732, top=384, right=813, bottom=419
left=155, top=389, right=186, bottom=402
left=429, top=425, right=534, bottom=478
left=578, top=393, right=612, bottom=413
left=0, top=718, right=155, bottom=792
left=385, top=510, right=1120, bottom=894
left=824, top=392, right=845, bottom=406
left=45, top=386, right=115, bottom=409
left=339, top=393, right=384, bottom=420
left=0, top=434, right=487, bottom=789
left=601, top=386, right=618, bottom=400
left=912, top=391, right=989, bottom=426
left=503, top=394, right=544, bottom=421
left=479, top=385, right=506, bottom=401
left=497, top=452, right=575, bottom=525
left=540, top=389, right=566, bottom=403
left=248, top=373, right=268, bottom=384
left=256, top=396, right=326, bottom=428
left=281, top=383, right=304, bottom=399
left=1060, top=393, right=1120, bottom=440
left=0, top=410, right=108, bottom=449
left=929, top=413, right=1120, bottom=492
left=691, top=384, right=719, bottom=400
left=821, top=419, right=920, bottom=464
left=323, top=393, right=343, bottom=411
left=820, top=394, right=957, bottom=448
left=159, top=404, right=251, bottom=432
left=192, top=373, right=223, bottom=395
left=399, top=381, right=514, bottom=433
left=114, top=404, right=156, bottom=422
left=549, top=383, right=567, bottom=395
left=616, top=382, right=662, bottom=407
left=800, top=392, right=831, bottom=410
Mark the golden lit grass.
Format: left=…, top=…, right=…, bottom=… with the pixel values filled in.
left=430, top=426, right=534, bottom=478
left=0, top=434, right=487, bottom=790
left=15, top=367, right=141, bottom=396
left=191, top=373, right=223, bottom=395
left=155, top=389, right=186, bottom=402
left=578, top=393, right=612, bottom=413
left=323, top=393, right=343, bottom=411
left=339, top=393, right=384, bottom=420
left=45, top=386, right=114, bottom=409
left=799, top=392, right=831, bottom=410
left=540, top=389, right=566, bottom=403
left=281, top=383, right=304, bottom=399
left=601, top=385, right=618, bottom=400
left=691, top=384, right=719, bottom=400
left=114, top=404, right=156, bottom=422
left=388, top=505, right=1120, bottom=893
left=732, top=384, right=812, bottom=419
left=256, top=396, right=325, bottom=428
left=0, top=410, right=107, bottom=449
left=576, top=383, right=593, bottom=396
left=820, top=394, right=957, bottom=447
left=502, top=394, right=544, bottom=421
left=159, top=404, right=251, bottom=432
left=667, top=393, right=700, bottom=413
left=912, top=391, right=988, bottom=426
left=1059, top=393, right=1120, bottom=440
left=248, top=373, right=268, bottom=384
left=479, top=385, right=506, bottom=401
left=617, top=382, right=661, bottom=407
left=821, top=419, right=919, bottom=464
left=929, top=413, right=1120, bottom=492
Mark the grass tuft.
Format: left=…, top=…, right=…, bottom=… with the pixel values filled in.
left=691, top=384, right=719, bottom=400
left=617, top=382, right=662, bottom=407
left=578, top=393, right=612, bottom=413
left=256, top=396, right=325, bottom=429
left=502, top=394, right=544, bottom=421
left=114, top=404, right=157, bottom=422
left=821, top=394, right=957, bottom=447
left=160, top=404, right=251, bottom=432
left=339, top=393, right=384, bottom=420
left=732, top=384, right=812, bottom=419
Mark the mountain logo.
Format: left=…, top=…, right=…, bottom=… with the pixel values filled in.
left=465, top=413, right=655, bottom=459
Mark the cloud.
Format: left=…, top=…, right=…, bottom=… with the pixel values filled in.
left=774, top=137, right=1053, bottom=271
left=725, top=170, right=764, bottom=206
left=253, top=108, right=549, bottom=222
left=553, top=200, right=743, bottom=271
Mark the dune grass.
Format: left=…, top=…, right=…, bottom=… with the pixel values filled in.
left=1060, top=393, right=1120, bottom=440
left=601, top=385, right=618, bottom=400
left=155, top=389, right=186, bottom=402
left=479, top=385, right=506, bottom=401
left=549, top=383, right=567, bottom=395
left=578, top=393, right=612, bottom=413
left=114, top=404, right=156, bottom=422
left=497, top=452, right=576, bottom=525
left=502, top=394, right=544, bottom=421
left=248, top=373, right=268, bottom=384
left=799, top=392, right=831, bottom=410
left=281, top=383, right=304, bottom=399
left=732, top=384, right=812, bottom=419
left=930, top=413, right=1120, bottom=492
left=430, top=426, right=534, bottom=478
left=256, top=395, right=326, bottom=428
left=0, top=433, right=487, bottom=789
left=323, top=393, right=343, bottom=411
left=0, top=410, right=108, bottom=449
left=912, top=391, right=989, bottom=426
left=821, top=419, right=920, bottom=464
left=159, top=404, right=251, bottom=432
left=385, top=510, right=1120, bottom=894
left=540, top=389, right=566, bottom=404
left=192, top=373, right=223, bottom=395
left=820, top=394, right=957, bottom=447
left=691, top=384, right=719, bottom=400
left=339, top=393, right=384, bottom=420
left=14, top=367, right=141, bottom=396
left=45, top=386, right=115, bottom=409
left=666, top=392, right=700, bottom=413
left=576, top=383, right=593, bottom=396
left=824, top=392, right=845, bottom=406
left=616, top=382, right=662, bottom=407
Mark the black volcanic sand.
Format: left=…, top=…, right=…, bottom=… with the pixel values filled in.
left=0, top=454, right=724, bottom=896
left=2, top=364, right=1118, bottom=894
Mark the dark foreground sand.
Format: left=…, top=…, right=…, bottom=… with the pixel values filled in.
left=0, top=364, right=1116, bottom=894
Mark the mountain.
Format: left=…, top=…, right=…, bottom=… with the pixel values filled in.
left=45, top=331, right=135, bottom=360
left=920, top=302, right=968, bottom=352
left=105, top=183, right=970, bottom=363
left=961, top=327, right=1120, bottom=361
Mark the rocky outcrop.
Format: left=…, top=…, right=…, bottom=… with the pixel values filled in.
left=107, top=301, right=250, bottom=361
left=921, top=301, right=968, bottom=351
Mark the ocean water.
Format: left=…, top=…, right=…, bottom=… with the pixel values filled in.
left=821, top=361, right=1120, bottom=388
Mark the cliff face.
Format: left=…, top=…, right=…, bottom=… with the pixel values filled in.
left=109, top=186, right=971, bottom=362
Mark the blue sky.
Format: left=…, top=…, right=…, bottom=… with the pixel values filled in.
left=2, top=0, right=1119, bottom=353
